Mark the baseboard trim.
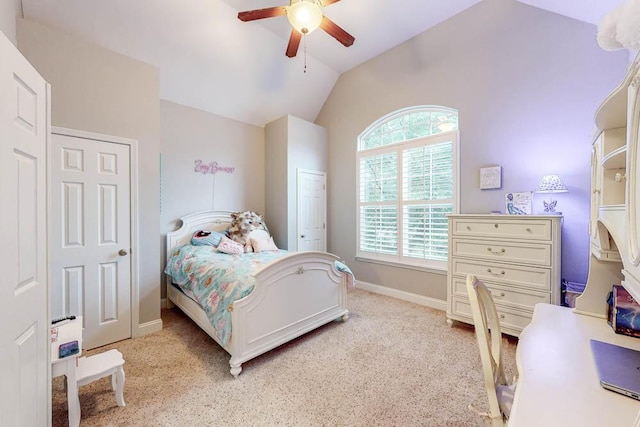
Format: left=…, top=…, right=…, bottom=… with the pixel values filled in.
left=161, top=285, right=446, bottom=314
left=355, top=280, right=446, bottom=311
left=134, top=318, right=163, bottom=338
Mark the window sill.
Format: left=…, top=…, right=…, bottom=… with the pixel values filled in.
left=355, top=257, right=447, bottom=276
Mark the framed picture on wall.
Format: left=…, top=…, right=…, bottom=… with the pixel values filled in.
left=505, top=192, right=532, bottom=215
left=480, top=166, right=502, bottom=190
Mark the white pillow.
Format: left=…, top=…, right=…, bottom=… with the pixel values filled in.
left=216, top=236, right=244, bottom=255
left=249, top=229, right=279, bottom=252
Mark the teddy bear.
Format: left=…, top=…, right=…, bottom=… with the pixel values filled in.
left=227, top=211, right=270, bottom=251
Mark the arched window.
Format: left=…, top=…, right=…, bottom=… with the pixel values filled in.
left=356, top=106, right=459, bottom=270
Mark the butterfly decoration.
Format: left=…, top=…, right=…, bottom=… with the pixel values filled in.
left=544, top=200, right=557, bottom=213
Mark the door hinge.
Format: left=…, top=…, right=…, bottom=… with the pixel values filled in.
left=323, top=223, right=326, bottom=229
left=323, top=184, right=326, bottom=190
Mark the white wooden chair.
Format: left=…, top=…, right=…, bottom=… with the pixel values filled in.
left=466, top=274, right=516, bottom=427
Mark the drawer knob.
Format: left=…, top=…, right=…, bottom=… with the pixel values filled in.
left=487, top=247, right=506, bottom=254
left=487, top=268, right=505, bottom=276
left=526, top=227, right=532, bottom=232
left=494, top=224, right=499, bottom=228
left=466, top=226, right=471, bottom=230
left=489, top=291, right=506, bottom=297
left=499, top=314, right=505, bottom=319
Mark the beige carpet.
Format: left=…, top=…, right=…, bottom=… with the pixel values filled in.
left=52, top=288, right=518, bottom=426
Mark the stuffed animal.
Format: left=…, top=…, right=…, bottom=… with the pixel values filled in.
left=227, top=211, right=270, bottom=251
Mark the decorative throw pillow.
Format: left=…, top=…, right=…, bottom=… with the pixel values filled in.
left=227, top=211, right=270, bottom=248
left=250, top=229, right=279, bottom=252
left=191, top=230, right=225, bottom=247
left=216, top=236, right=244, bottom=255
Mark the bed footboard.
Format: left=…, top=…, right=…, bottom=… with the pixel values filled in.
left=227, top=251, right=349, bottom=377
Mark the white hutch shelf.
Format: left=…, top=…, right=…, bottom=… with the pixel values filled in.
left=577, top=53, right=640, bottom=316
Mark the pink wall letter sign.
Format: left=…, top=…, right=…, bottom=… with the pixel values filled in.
left=194, top=160, right=235, bottom=175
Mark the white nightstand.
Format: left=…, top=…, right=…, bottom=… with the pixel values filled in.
left=51, top=316, right=126, bottom=426
left=51, top=316, right=83, bottom=427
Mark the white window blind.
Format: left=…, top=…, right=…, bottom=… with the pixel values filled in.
left=402, top=141, right=453, bottom=262
left=356, top=106, right=458, bottom=269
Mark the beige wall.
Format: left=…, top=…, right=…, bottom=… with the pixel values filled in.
left=265, top=115, right=328, bottom=249
left=0, top=0, right=20, bottom=45
left=17, top=18, right=162, bottom=326
left=265, top=116, right=290, bottom=248
left=286, top=116, right=328, bottom=249
left=316, top=0, right=629, bottom=301
left=159, top=100, right=265, bottom=297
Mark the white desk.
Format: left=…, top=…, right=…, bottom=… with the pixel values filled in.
left=510, top=304, right=640, bottom=426
left=51, top=317, right=83, bottom=427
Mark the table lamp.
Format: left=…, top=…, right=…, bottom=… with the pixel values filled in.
left=535, top=174, right=568, bottom=215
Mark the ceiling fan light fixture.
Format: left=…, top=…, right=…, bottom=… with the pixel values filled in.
left=287, top=0, right=323, bottom=35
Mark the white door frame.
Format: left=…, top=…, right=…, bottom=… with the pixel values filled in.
left=49, top=126, right=141, bottom=339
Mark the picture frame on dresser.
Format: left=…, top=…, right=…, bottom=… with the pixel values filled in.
left=505, top=191, right=532, bottom=215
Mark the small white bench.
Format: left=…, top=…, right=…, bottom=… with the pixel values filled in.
left=76, top=349, right=126, bottom=408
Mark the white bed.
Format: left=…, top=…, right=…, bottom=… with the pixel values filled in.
left=165, top=210, right=350, bottom=377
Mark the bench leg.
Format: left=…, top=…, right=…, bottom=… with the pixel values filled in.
left=114, top=367, right=126, bottom=407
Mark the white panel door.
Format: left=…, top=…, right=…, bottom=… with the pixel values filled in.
left=50, top=132, right=131, bottom=349
left=297, top=169, right=326, bottom=252
left=0, top=33, right=50, bottom=427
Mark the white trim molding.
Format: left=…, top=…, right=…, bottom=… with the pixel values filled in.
left=355, top=280, right=447, bottom=311
left=136, top=319, right=163, bottom=337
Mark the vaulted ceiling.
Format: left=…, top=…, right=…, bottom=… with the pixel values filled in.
left=21, top=0, right=621, bottom=127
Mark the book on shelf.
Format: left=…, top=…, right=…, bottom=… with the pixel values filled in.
left=612, top=285, right=640, bottom=338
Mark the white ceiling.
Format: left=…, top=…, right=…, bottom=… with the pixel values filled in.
left=21, top=0, right=621, bottom=127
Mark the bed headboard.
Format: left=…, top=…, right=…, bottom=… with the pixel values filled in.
left=166, top=210, right=234, bottom=260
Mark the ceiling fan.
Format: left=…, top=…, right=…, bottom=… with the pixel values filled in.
left=238, top=0, right=355, bottom=58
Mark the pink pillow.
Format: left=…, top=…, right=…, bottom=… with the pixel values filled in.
left=216, top=236, right=244, bottom=255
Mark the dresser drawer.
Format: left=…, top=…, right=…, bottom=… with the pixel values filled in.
left=451, top=217, right=552, bottom=241
left=450, top=296, right=534, bottom=331
left=450, top=277, right=550, bottom=311
left=451, top=238, right=551, bottom=267
left=451, top=258, right=551, bottom=291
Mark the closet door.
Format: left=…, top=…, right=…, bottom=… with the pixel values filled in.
left=296, top=169, right=327, bottom=252
left=50, top=129, right=132, bottom=349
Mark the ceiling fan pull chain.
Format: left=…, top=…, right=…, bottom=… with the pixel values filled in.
left=304, top=35, right=307, bottom=73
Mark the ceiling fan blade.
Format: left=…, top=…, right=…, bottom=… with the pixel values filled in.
left=238, top=6, right=287, bottom=22
left=286, top=29, right=302, bottom=58
left=320, top=16, right=355, bottom=47
left=321, top=0, right=341, bottom=5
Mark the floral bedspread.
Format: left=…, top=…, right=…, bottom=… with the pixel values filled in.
left=164, top=244, right=291, bottom=346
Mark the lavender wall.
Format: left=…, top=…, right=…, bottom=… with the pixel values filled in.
left=316, top=0, right=630, bottom=300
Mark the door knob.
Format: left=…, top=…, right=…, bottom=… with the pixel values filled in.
left=118, top=249, right=128, bottom=256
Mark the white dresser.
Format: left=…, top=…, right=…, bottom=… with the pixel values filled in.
left=446, top=214, right=562, bottom=336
